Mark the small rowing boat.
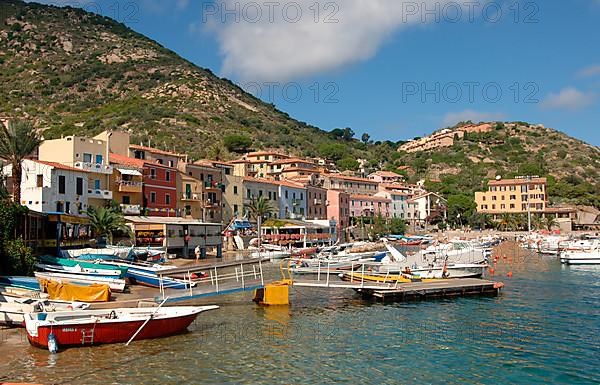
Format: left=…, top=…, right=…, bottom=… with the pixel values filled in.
left=24, top=305, right=219, bottom=349
left=39, top=256, right=128, bottom=278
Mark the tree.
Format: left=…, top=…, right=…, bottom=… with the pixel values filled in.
left=542, top=216, right=559, bottom=231
left=361, top=133, right=370, bottom=144
left=388, top=217, right=406, bottom=235
left=342, top=127, right=355, bottom=141
left=0, top=120, right=43, bottom=203
left=86, top=206, right=131, bottom=245
left=223, top=134, right=252, bottom=153
left=317, top=143, right=347, bottom=161
left=447, top=194, right=477, bottom=227
left=497, top=213, right=515, bottom=232
left=337, top=157, right=359, bottom=171
left=245, top=196, right=276, bottom=246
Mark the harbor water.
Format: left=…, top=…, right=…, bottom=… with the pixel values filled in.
left=1, top=243, right=599, bottom=384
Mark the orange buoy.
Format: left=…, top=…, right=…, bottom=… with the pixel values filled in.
left=488, top=268, right=495, bottom=276
left=507, top=271, right=513, bottom=278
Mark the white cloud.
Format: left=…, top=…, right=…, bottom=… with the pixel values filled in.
left=577, top=64, right=600, bottom=78
left=442, top=110, right=506, bottom=126
left=202, top=0, right=474, bottom=82
left=541, top=87, right=595, bottom=111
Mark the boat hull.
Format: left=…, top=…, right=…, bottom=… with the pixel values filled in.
left=26, top=313, right=199, bottom=348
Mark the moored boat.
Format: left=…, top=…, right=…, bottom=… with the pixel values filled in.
left=98, top=260, right=195, bottom=290
left=560, top=249, right=600, bottom=265
left=0, top=294, right=89, bottom=326
left=34, top=271, right=127, bottom=292
left=39, top=256, right=128, bottom=278
left=0, top=276, right=40, bottom=291
left=24, top=305, right=219, bottom=349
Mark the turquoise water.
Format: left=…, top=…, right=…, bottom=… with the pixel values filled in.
left=1, top=243, right=599, bottom=384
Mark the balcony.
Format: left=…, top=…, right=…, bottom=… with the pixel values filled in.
left=75, top=162, right=113, bottom=175
left=313, top=199, right=323, bottom=205
left=204, top=200, right=221, bottom=208
left=87, top=188, right=113, bottom=200
left=204, top=181, right=224, bottom=191
left=292, top=199, right=303, bottom=206
left=120, top=204, right=141, bottom=215
left=181, top=193, right=202, bottom=201
left=117, top=180, right=143, bottom=193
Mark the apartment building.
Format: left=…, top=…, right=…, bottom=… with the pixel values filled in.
left=177, top=172, right=204, bottom=220
left=108, top=153, right=144, bottom=215
left=320, top=174, right=379, bottom=196
left=406, top=192, right=448, bottom=225
left=242, top=177, right=280, bottom=219
left=368, top=170, right=405, bottom=184
left=4, top=159, right=89, bottom=216
left=38, top=135, right=113, bottom=208
left=182, top=160, right=225, bottom=223
left=268, top=158, right=319, bottom=180
left=276, top=180, right=307, bottom=220
left=349, top=194, right=392, bottom=218
left=327, top=189, right=350, bottom=242
left=475, top=177, right=548, bottom=216
left=240, top=151, right=291, bottom=178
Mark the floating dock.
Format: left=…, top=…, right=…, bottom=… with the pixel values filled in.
left=361, top=278, right=504, bottom=302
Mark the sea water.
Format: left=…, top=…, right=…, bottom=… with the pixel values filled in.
left=1, top=243, right=599, bottom=384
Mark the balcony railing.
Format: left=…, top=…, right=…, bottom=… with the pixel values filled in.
left=313, top=199, right=323, bottom=205
left=182, top=193, right=202, bottom=201
left=204, top=181, right=225, bottom=190
left=87, top=189, right=113, bottom=200
left=204, top=200, right=221, bottom=208
left=120, top=204, right=141, bottom=215
left=117, top=180, right=143, bottom=193
left=75, top=162, right=113, bottom=174
left=292, top=199, right=303, bottom=206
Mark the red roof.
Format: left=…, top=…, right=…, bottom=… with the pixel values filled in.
left=370, top=170, right=402, bottom=178
left=242, top=177, right=280, bottom=186
left=34, top=160, right=89, bottom=173
left=129, top=144, right=186, bottom=158
left=271, top=158, right=315, bottom=166
left=109, top=153, right=145, bottom=168
left=488, top=177, right=547, bottom=186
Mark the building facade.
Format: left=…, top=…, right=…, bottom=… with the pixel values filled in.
left=243, top=177, right=279, bottom=219
left=320, top=174, right=379, bottom=196
left=5, top=159, right=89, bottom=216
left=38, top=135, right=113, bottom=208
left=475, top=177, right=548, bottom=216
left=276, top=180, right=307, bottom=220
left=108, top=153, right=144, bottom=215
left=327, top=189, right=350, bottom=242
left=349, top=194, right=392, bottom=218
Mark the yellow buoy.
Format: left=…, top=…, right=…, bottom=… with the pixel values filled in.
left=253, top=280, right=291, bottom=306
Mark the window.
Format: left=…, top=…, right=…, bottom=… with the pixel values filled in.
left=65, top=201, right=71, bottom=214
left=500, top=204, right=506, bottom=209
left=233, top=186, right=238, bottom=195
left=300, top=193, right=303, bottom=200
left=165, top=194, right=171, bottom=205
left=56, top=202, right=64, bottom=212
left=510, top=195, right=516, bottom=200
left=95, top=154, right=103, bottom=164
left=94, top=180, right=101, bottom=190
left=285, top=191, right=289, bottom=199
left=157, top=159, right=164, bottom=165
left=510, top=204, right=515, bottom=209
left=150, top=169, right=156, bottom=179
left=234, top=204, right=239, bottom=214
left=150, top=192, right=156, bottom=203
left=36, top=175, right=43, bottom=187
left=225, top=168, right=231, bottom=175
left=166, top=171, right=171, bottom=182
left=168, top=160, right=174, bottom=167
left=83, top=153, right=92, bottom=163
left=134, top=150, right=145, bottom=160
left=76, top=177, right=83, bottom=195
left=259, top=190, right=263, bottom=197
left=492, top=196, right=497, bottom=201
left=58, top=175, right=66, bottom=194
left=123, top=196, right=130, bottom=204
left=482, top=196, right=486, bottom=201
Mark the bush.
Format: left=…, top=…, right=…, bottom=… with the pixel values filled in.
left=3, top=239, right=35, bottom=275
left=223, top=134, right=252, bottom=153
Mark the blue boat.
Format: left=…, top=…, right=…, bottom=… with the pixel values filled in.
left=0, top=276, right=40, bottom=291
left=98, top=261, right=194, bottom=290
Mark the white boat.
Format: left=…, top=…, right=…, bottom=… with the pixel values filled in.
left=34, top=271, right=127, bottom=292
left=0, top=293, right=89, bottom=326
left=560, top=249, right=600, bottom=265
left=35, top=263, right=123, bottom=278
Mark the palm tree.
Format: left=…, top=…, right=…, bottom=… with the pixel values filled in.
left=531, top=214, right=544, bottom=231
left=245, top=196, right=275, bottom=247
left=497, top=213, right=515, bottom=232
left=542, top=216, right=559, bottom=231
left=86, top=206, right=132, bottom=245
left=0, top=121, right=43, bottom=204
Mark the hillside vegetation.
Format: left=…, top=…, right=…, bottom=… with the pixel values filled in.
left=1, top=1, right=598, bottom=207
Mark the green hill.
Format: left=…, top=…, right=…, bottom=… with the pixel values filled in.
left=1, top=0, right=598, bottom=208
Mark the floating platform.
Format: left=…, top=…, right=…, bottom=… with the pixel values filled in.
left=360, top=278, right=504, bottom=302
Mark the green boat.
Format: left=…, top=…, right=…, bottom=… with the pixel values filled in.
left=38, top=256, right=128, bottom=279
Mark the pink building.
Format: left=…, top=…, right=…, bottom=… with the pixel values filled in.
left=327, top=189, right=350, bottom=242
left=350, top=194, right=392, bottom=218
left=368, top=170, right=404, bottom=184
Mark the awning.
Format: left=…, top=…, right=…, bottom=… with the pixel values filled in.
left=117, top=168, right=142, bottom=176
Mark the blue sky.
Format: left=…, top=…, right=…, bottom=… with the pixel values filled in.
left=34, top=1, right=600, bottom=145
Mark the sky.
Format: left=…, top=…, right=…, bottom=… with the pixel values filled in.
left=30, top=0, right=600, bottom=145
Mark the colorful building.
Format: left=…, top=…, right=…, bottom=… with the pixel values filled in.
left=327, top=189, right=350, bottom=242
left=475, top=177, right=548, bottom=216
left=349, top=194, right=392, bottom=218
left=108, top=153, right=144, bottom=215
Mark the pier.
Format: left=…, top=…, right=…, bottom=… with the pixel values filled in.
left=154, top=258, right=268, bottom=303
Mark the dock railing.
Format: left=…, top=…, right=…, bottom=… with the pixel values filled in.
left=155, top=258, right=267, bottom=301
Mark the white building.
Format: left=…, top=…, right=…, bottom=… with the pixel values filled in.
left=375, top=191, right=410, bottom=219
left=406, top=192, right=447, bottom=225
left=277, top=180, right=307, bottom=220
left=3, top=159, right=89, bottom=216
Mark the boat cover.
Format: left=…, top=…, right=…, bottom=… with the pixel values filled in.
left=38, top=279, right=111, bottom=302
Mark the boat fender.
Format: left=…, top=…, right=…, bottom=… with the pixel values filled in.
left=48, top=333, right=58, bottom=354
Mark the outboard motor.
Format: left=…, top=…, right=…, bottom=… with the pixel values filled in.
left=48, top=333, right=58, bottom=354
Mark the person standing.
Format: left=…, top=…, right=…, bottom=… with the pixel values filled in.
left=194, top=245, right=201, bottom=262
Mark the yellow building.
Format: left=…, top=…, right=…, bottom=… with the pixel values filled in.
left=475, top=177, right=548, bottom=216
left=38, top=135, right=113, bottom=208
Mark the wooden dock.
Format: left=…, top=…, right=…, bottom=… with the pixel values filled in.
left=361, top=278, right=504, bottom=302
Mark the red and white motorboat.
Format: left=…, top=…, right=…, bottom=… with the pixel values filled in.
left=24, top=305, right=218, bottom=349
